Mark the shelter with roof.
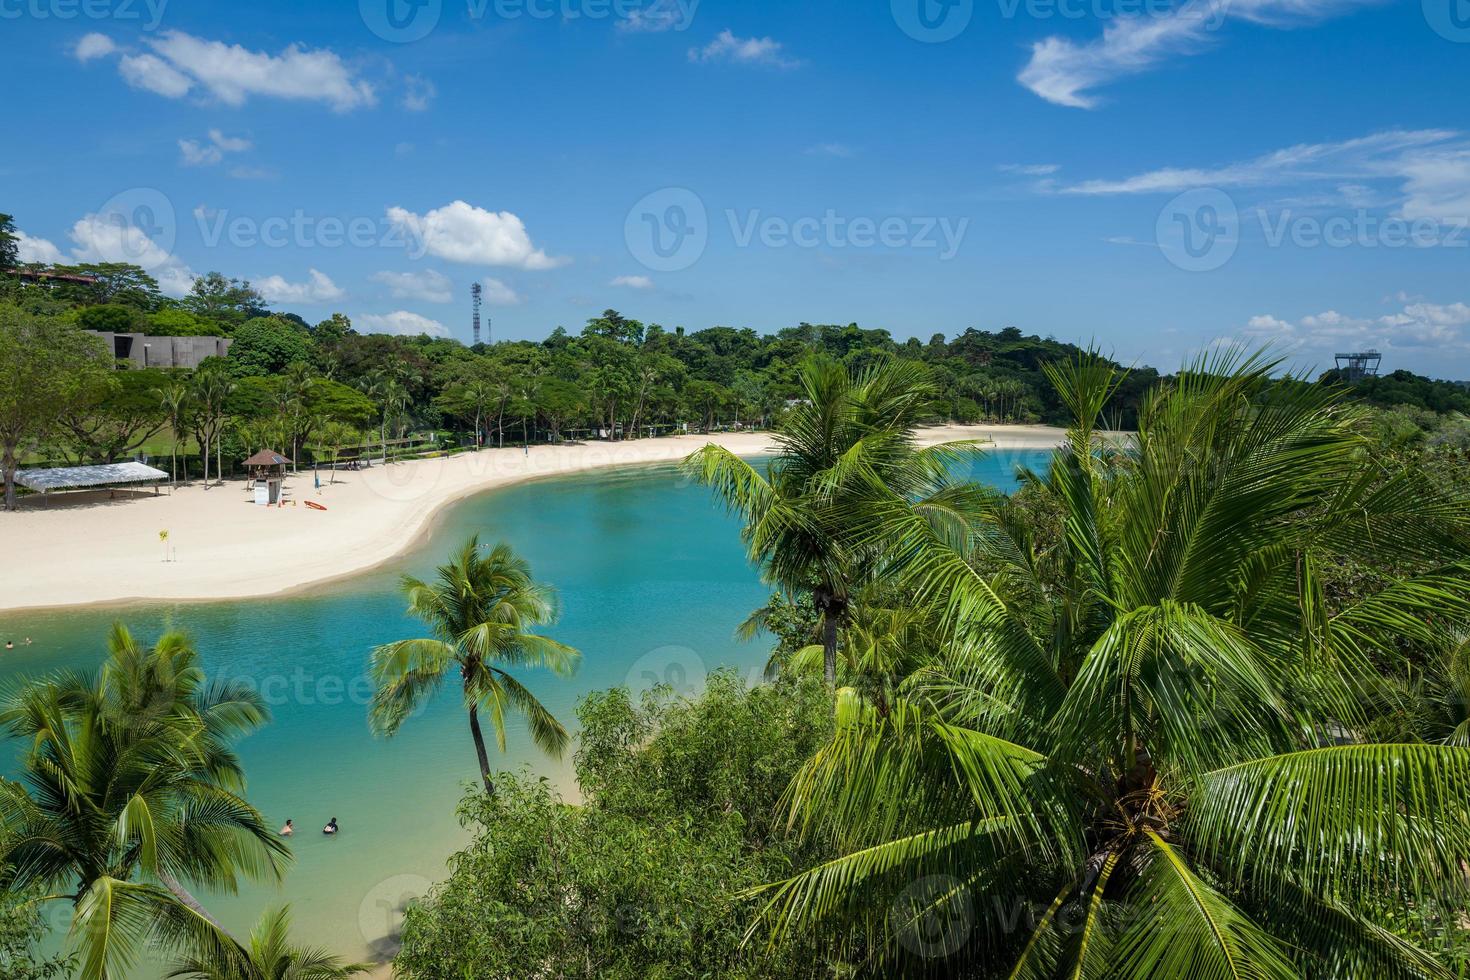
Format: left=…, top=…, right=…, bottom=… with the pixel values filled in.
left=14, top=461, right=169, bottom=506
left=242, top=450, right=291, bottom=506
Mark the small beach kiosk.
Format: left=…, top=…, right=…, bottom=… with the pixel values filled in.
left=14, top=461, right=170, bottom=506
left=243, top=449, right=291, bottom=506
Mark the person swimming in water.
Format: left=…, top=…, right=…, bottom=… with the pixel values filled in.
left=279, top=820, right=294, bottom=837
left=3, top=641, right=11, bottom=651
left=323, top=818, right=338, bottom=836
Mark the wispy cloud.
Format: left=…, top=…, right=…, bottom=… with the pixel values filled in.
left=1060, top=129, right=1470, bottom=225
left=610, top=274, right=654, bottom=289
left=1018, top=0, right=1382, bottom=109
left=998, top=163, right=1060, bottom=176
left=1238, top=298, right=1470, bottom=361
left=616, top=0, right=700, bottom=33
left=95, top=30, right=374, bottom=111
left=255, top=269, right=345, bottom=304
left=805, top=143, right=855, bottom=158
left=178, top=128, right=252, bottom=166
left=689, top=29, right=802, bottom=69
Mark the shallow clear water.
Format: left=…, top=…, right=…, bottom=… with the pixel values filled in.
left=0, top=448, right=1047, bottom=968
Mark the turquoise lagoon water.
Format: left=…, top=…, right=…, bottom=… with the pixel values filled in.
left=0, top=448, right=1047, bottom=967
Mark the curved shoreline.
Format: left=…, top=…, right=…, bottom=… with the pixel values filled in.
left=0, top=425, right=1065, bottom=616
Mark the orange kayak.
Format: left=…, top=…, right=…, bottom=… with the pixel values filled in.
left=305, top=501, right=327, bottom=511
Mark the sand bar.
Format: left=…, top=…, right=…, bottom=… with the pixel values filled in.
left=0, top=425, right=1065, bottom=613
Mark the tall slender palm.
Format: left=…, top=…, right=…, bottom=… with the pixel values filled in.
left=686, top=354, right=991, bottom=686
left=0, top=624, right=290, bottom=979
left=192, top=370, right=236, bottom=488
left=368, top=537, right=581, bottom=795
left=754, top=349, right=1470, bottom=976
left=155, top=380, right=191, bottom=484
left=168, top=906, right=370, bottom=980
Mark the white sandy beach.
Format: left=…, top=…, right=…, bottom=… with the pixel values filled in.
left=0, top=425, right=1064, bottom=613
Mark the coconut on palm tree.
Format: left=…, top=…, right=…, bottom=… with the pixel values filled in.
left=753, top=349, right=1470, bottom=976
left=168, top=905, right=370, bottom=980
left=685, top=354, right=992, bottom=687
left=368, top=537, right=581, bottom=795
left=0, top=624, right=290, bottom=979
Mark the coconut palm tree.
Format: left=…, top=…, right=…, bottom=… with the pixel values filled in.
left=0, top=624, right=290, bottom=979
left=368, top=537, right=581, bottom=796
left=685, top=354, right=991, bottom=687
left=753, top=349, right=1470, bottom=976
left=155, top=380, right=191, bottom=484
left=167, top=906, right=370, bottom=980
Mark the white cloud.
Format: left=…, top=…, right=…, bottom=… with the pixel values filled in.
left=15, top=231, right=64, bottom=264
left=610, top=274, right=654, bottom=289
left=178, top=128, right=252, bottom=166
left=178, top=139, right=221, bottom=166
left=402, top=74, right=435, bottom=112
left=688, top=30, right=802, bottom=69
left=998, top=163, right=1060, bottom=176
left=1061, top=129, right=1470, bottom=226
left=357, top=310, right=450, bottom=338
left=386, top=201, right=565, bottom=270
left=113, top=31, right=374, bottom=111
left=805, top=143, right=855, bottom=158
left=119, top=52, right=193, bottom=98
left=481, top=278, right=523, bottom=305
left=370, top=268, right=453, bottom=303
left=617, top=0, right=699, bottom=32
left=255, top=269, right=345, bottom=304
left=66, top=212, right=195, bottom=296
left=1018, top=0, right=1381, bottom=109
left=1238, top=299, right=1470, bottom=361
left=73, top=33, right=117, bottom=62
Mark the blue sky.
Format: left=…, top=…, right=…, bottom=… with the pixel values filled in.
left=5, top=0, right=1470, bottom=376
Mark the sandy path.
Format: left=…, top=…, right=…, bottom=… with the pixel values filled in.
left=0, top=425, right=1064, bottom=614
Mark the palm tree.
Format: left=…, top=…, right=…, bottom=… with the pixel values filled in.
left=0, top=624, right=290, bottom=979
left=155, top=380, right=190, bottom=484
left=168, top=906, right=370, bottom=980
left=358, top=373, right=406, bottom=465
left=191, top=369, right=236, bottom=489
left=368, top=537, right=581, bottom=795
left=752, top=349, right=1470, bottom=976
left=685, top=354, right=990, bottom=687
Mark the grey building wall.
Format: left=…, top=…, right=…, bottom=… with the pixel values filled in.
left=91, top=332, right=233, bottom=370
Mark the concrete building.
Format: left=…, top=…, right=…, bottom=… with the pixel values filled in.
left=89, top=332, right=232, bottom=370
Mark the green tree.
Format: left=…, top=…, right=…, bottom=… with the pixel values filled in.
left=0, top=624, right=290, bottom=979
left=155, top=380, right=192, bottom=483
left=226, top=317, right=312, bottom=377
left=190, top=365, right=236, bottom=487
left=369, top=537, right=581, bottom=796
left=685, top=354, right=985, bottom=686
left=167, top=906, right=369, bottom=980
left=0, top=305, right=110, bottom=509
left=393, top=673, right=834, bottom=980
left=57, top=368, right=170, bottom=463
left=0, top=884, right=73, bottom=980
left=0, top=214, right=17, bottom=271
left=184, top=273, right=265, bottom=331
left=756, top=349, right=1470, bottom=976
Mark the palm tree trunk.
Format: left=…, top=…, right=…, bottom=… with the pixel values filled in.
left=467, top=704, right=495, bottom=796
left=821, top=610, right=838, bottom=688
left=159, top=869, right=228, bottom=932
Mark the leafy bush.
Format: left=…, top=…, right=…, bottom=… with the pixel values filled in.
left=393, top=672, right=835, bottom=979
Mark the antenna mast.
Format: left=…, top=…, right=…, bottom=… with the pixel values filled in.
left=471, top=282, right=482, bottom=346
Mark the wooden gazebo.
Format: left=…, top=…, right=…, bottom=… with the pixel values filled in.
left=242, top=449, right=291, bottom=505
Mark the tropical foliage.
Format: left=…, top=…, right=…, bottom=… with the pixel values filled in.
left=0, top=624, right=290, bottom=979
left=744, top=349, right=1470, bottom=976
left=369, top=537, right=581, bottom=795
